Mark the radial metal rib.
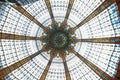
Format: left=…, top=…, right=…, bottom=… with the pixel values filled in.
left=44, top=0, right=56, bottom=24
left=114, top=61, right=120, bottom=80
left=0, top=49, right=44, bottom=79
left=0, top=32, right=42, bottom=40
left=61, top=55, right=71, bottom=80
left=115, top=0, right=120, bottom=16
left=12, top=5, right=46, bottom=30
left=62, top=0, right=74, bottom=26
left=73, top=0, right=116, bottom=30
left=71, top=49, right=114, bottom=80
left=74, top=36, right=120, bottom=44
left=39, top=52, right=55, bottom=80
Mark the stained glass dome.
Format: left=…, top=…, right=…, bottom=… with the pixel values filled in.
left=0, top=0, right=120, bottom=80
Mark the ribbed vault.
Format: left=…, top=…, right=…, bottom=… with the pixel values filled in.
left=0, top=0, right=120, bottom=80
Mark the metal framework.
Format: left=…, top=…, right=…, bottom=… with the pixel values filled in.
left=40, top=51, right=56, bottom=80
left=74, top=36, right=120, bottom=44
left=61, top=55, right=71, bottom=80
left=73, top=0, right=116, bottom=30
left=2, top=0, right=46, bottom=30
left=71, top=49, right=114, bottom=80
left=0, top=49, right=44, bottom=79
left=0, top=32, right=41, bottom=40
left=62, top=0, right=74, bottom=26
left=12, top=5, right=46, bottom=30
left=116, top=0, right=120, bottom=15
left=44, top=0, right=56, bottom=25
left=114, top=61, right=120, bottom=80
left=0, top=0, right=120, bottom=80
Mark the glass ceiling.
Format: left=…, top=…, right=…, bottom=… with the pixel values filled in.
left=0, top=0, right=120, bottom=80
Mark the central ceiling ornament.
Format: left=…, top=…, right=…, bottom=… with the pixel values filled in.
left=40, top=23, right=76, bottom=57
left=51, top=31, right=68, bottom=48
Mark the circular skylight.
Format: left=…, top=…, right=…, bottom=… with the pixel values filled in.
left=0, top=0, right=120, bottom=80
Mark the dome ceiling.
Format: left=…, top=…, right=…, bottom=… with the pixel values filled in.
left=0, top=0, right=120, bottom=80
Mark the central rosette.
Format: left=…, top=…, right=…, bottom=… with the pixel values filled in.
left=51, top=32, right=68, bottom=49
left=41, top=24, right=75, bottom=57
